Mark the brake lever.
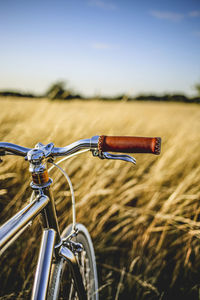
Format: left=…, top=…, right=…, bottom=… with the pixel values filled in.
left=92, top=150, right=136, bottom=164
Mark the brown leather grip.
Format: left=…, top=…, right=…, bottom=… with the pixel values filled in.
left=98, top=136, right=161, bottom=155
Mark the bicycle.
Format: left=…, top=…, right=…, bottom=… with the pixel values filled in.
left=0, top=135, right=161, bottom=299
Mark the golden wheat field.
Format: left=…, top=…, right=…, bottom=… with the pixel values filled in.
left=0, top=97, right=200, bottom=299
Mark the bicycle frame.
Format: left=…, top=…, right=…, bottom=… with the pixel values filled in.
left=0, top=186, right=87, bottom=300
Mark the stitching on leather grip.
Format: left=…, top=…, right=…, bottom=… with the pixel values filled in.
left=155, top=138, right=161, bottom=155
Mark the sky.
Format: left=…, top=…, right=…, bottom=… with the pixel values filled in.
left=0, top=0, right=200, bottom=97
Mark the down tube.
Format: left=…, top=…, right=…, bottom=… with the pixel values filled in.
left=31, top=229, right=56, bottom=300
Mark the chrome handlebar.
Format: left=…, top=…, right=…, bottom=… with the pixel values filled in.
left=0, top=142, right=31, bottom=157
left=52, top=136, right=99, bottom=157
left=0, top=136, right=99, bottom=158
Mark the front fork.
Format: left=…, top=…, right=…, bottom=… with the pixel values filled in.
left=59, top=245, right=87, bottom=300
left=31, top=229, right=56, bottom=300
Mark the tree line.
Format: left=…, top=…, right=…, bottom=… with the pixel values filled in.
left=0, top=81, right=200, bottom=103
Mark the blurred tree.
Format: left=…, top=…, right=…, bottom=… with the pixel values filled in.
left=45, top=81, right=67, bottom=99
left=194, top=83, right=200, bottom=97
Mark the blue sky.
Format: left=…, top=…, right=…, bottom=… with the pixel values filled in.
left=0, top=0, right=200, bottom=97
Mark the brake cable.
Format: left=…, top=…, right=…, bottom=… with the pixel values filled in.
left=48, top=149, right=89, bottom=234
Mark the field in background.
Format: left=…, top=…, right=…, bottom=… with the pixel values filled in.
left=0, top=97, right=200, bottom=299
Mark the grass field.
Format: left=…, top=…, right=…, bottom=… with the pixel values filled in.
left=0, top=97, right=200, bottom=299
